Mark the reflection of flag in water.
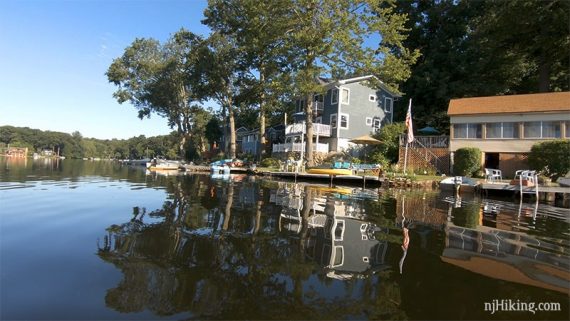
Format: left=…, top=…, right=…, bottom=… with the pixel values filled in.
left=405, top=99, right=414, bottom=143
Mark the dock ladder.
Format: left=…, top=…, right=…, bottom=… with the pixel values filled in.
left=516, top=170, right=539, bottom=198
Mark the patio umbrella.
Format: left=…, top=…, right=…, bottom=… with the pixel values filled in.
left=349, top=135, right=382, bottom=161
left=417, top=126, right=439, bottom=135
left=349, top=135, right=382, bottom=145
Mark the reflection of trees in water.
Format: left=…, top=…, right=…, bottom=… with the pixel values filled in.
left=97, top=179, right=407, bottom=319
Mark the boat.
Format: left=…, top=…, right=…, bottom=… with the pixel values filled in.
left=440, top=176, right=478, bottom=193
left=146, top=158, right=180, bottom=170
left=210, top=160, right=231, bottom=175
left=306, top=168, right=352, bottom=176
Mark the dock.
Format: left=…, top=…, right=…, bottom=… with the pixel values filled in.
left=261, top=171, right=383, bottom=186
left=480, top=182, right=570, bottom=205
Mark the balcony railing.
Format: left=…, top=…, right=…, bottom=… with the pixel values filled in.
left=272, top=142, right=329, bottom=153
left=285, top=122, right=331, bottom=137
left=399, top=135, right=449, bottom=148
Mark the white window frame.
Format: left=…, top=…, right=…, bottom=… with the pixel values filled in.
left=339, top=113, right=349, bottom=129
left=384, top=97, right=393, bottom=113
left=330, top=113, right=338, bottom=129
left=331, top=89, right=338, bottom=104
left=373, top=119, right=381, bottom=133
left=366, top=117, right=373, bottom=126
left=340, top=88, right=350, bottom=105
left=369, top=95, right=376, bottom=102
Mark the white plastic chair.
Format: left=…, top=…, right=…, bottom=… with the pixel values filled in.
left=485, top=168, right=502, bottom=183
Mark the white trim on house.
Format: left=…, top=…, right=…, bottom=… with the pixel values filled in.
left=339, top=113, right=349, bottom=130
left=330, top=113, right=338, bottom=129
left=331, top=89, right=339, bottom=104
left=369, top=94, right=376, bottom=102
left=373, top=118, right=381, bottom=133
left=340, top=88, right=350, bottom=105
left=384, top=97, right=393, bottom=113
left=366, top=117, right=373, bottom=126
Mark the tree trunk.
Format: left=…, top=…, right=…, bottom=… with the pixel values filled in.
left=304, top=94, right=314, bottom=167
left=222, top=184, right=234, bottom=231
left=259, top=68, right=267, bottom=161
left=227, top=99, right=237, bottom=159
left=538, top=49, right=550, bottom=92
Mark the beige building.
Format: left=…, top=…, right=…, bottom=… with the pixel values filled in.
left=448, top=92, right=570, bottom=177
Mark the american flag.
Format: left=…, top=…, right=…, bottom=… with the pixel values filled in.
left=405, top=99, right=414, bottom=143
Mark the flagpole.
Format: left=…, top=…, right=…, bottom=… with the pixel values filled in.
left=404, top=99, right=413, bottom=174
left=404, top=138, right=409, bottom=174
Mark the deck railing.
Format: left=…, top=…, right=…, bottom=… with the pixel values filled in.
left=272, top=142, right=329, bottom=153
left=285, top=122, right=331, bottom=137
left=399, top=135, right=449, bottom=148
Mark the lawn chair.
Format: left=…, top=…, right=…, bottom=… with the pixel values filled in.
left=484, top=168, right=502, bottom=183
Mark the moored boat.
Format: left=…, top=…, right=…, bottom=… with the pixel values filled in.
left=146, top=158, right=181, bottom=170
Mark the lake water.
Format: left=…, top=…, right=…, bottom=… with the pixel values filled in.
left=1, top=158, right=568, bottom=320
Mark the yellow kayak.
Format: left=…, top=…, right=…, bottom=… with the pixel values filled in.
left=306, top=168, right=352, bottom=176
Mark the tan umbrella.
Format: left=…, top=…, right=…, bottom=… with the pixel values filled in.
left=349, top=135, right=382, bottom=162
left=349, top=135, right=382, bottom=145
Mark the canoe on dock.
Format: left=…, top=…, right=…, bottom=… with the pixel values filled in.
left=306, top=168, right=352, bottom=176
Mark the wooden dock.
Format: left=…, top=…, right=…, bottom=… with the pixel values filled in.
left=480, top=183, right=570, bottom=194
left=261, top=171, right=383, bottom=186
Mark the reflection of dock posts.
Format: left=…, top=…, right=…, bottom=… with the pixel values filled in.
left=454, top=176, right=462, bottom=196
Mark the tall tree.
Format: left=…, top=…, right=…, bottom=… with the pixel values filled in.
left=286, top=0, right=419, bottom=166
left=106, top=29, right=206, bottom=159
left=396, top=0, right=569, bottom=132
left=203, top=0, right=293, bottom=160
left=191, top=32, right=245, bottom=159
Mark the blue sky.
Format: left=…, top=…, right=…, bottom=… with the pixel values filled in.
left=0, top=0, right=211, bottom=139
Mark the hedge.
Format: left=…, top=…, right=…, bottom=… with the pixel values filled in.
left=454, top=147, right=481, bottom=177
left=528, top=140, right=570, bottom=180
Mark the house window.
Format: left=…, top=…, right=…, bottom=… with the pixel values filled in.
left=369, top=95, right=376, bottom=102
left=502, top=122, right=519, bottom=138
left=542, top=121, right=561, bottom=138
left=315, top=116, right=322, bottom=124
left=565, top=121, right=570, bottom=138
left=384, top=97, right=393, bottom=113
left=314, top=94, right=323, bottom=102
left=453, top=123, right=482, bottom=139
left=330, top=114, right=337, bottom=128
left=331, top=89, right=338, bottom=104
left=334, top=220, right=345, bottom=241
left=366, top=117, right=372, bottom=126
left=340, top=113, right=349, bottom=129
left=522, top=121, right=560, bottom=138
left=332, top=246, right=344, bottom=267
left=486, top=122, right=519, bottom=139
left=373, top=119, right=381, bottom=133
left=341, top=88, right=350, bottom=104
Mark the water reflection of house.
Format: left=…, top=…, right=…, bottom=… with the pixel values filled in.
left=269, top=182, right=391, bottom=279
left=306, top=214, right=390, bottom=280
left=442, top=222, right=569, bottom=294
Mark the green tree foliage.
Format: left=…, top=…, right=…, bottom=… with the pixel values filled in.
left=370, top=122, right=407, bottom=164
left=453, top=147, right=481, bottom=176
left=204, top=0, right=293, bottom=159
left=396, top=0, right=569, bottom=132
left=285, top=0, right=419, bottom=166
left=0, top=126, right=182, bottom=160
left=106, top=29, right=209, bottom=159
left=528, top=140, right=570, bottom=180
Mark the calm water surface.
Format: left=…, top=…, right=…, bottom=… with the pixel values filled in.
left=1, top=158, right=568, bottom=320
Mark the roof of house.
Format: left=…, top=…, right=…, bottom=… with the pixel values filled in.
left=448, top=92, right=570, bottom=116
left=313, top=75, right=401, bottom=97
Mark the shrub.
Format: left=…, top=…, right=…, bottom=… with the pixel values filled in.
left=454, top=147, right=481, bottom=176
left=528, top=140, right=570, bottom=180
left=260, top=157, right=280, bottom=168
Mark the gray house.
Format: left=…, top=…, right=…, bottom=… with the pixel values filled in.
left=273, top=75, right=400, bottom=154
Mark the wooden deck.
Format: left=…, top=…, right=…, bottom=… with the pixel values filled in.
left=261, top=171, right=383, bottom=186
left=480, top=182, right=570, bottom=194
